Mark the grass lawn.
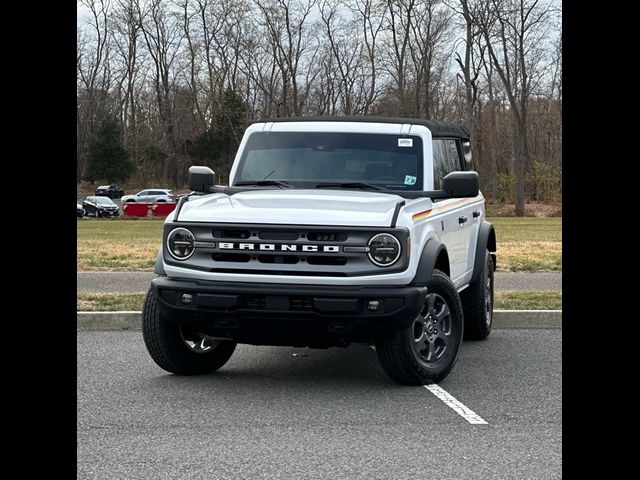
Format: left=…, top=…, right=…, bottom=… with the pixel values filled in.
left=495, top=291, right=562, bottom=310
left=77, top=291, right=562, bottom=311
left=77, top=293, right=146, bottom=311
left=77, top=219, right=162, bottom=270
left=490, top=217, right=561, bottom=271
left=77, top=216, right=561, bottom=272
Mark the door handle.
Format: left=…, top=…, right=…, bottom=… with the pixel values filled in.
left=472, top=210, right=481, bottom=218
left=458, top=215, right=468, bottom=225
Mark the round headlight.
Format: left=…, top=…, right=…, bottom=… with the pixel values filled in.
left=167, top=228, right=195, bottom=260
left=368, top=233, right=401, bottom=267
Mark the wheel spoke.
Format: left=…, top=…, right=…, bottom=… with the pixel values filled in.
left=423, top=340, right=433, bottom=361
left=434, top=303, right=450, bottom=323
left=485, top=274, right=493, bottom=326
left=428, top=339, right=443, bottom=361
left=413, top=317, right=427, bottom=345
left=427, top=294, right=436, bottom=314
left=179, top=326, right=218, bottom=354
left=200, top=338, right=212, bottom=351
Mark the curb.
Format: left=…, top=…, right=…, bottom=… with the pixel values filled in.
left=76, top=310, right=562, bottom=331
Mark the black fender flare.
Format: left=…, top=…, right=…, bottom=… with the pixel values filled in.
left=470, top=221, right=496, bottom=283
left=411, top=238, right=449, bottom=286
left=154, top=249, right=165, bottom=275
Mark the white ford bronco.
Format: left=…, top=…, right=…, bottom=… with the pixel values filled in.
left=142, top=117, right=496, bottom=385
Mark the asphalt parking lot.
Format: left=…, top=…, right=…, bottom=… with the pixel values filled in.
left=77, top=329, right=561, bottom=479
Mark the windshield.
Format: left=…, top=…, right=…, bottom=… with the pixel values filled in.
left=89, top=197, right=115, bottom=205
left=234, top=132, right=423, bottom=190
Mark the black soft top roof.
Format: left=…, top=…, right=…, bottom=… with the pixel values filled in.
left=257, top=116, right=470, bottom=139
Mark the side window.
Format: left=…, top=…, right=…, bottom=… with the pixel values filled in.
left=432, top=139, right=461, bottom=189
left=138, top=190, right=149, bottom=196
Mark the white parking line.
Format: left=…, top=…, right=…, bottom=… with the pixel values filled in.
left=369, top=345, right=488, bottom=425
left=424, top=384, right=488, bottom=425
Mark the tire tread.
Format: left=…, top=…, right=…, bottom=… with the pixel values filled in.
left=142, top=288, right=236, bottom=375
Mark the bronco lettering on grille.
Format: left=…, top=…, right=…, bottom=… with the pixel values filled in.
left=218, top=242, right=340, bottom=253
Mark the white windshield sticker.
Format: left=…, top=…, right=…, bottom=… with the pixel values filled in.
left=404, top=175, right=417, bottom=185
left=398, top=138, right=413, bottom=147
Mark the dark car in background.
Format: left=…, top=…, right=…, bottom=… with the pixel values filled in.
left=95, top=184, right=125, bottom=199
left=82, top=196, right=120, bottom=218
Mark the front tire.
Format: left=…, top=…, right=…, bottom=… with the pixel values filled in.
left=460, top=250, right=494, bottom=340
left=142, top=287, right=237, bottom=375
left=375, top=270, right=464, bottom=385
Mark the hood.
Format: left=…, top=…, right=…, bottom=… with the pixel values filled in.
left=176, top=189, right=405, bottom=227
left=86, top=201, right=117, bottom=209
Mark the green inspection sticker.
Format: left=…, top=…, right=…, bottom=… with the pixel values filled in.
left=404, top=175, right=417, bottom=185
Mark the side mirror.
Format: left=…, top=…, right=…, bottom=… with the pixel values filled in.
left=441, top=171, right=479, bottom=198
left=188, top=166, right=216, bottom=193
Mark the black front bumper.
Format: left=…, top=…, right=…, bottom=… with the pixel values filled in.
left=101, top=209, right=120, bottom=217
left=152, top=277, right=427, bottom=347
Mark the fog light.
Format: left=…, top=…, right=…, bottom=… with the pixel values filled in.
left=367, top=300, right=380, bottom=312
left=181, top=293, right=193, bottom=304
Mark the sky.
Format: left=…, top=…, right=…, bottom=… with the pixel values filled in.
left=77, top=2, right=91, bottom=25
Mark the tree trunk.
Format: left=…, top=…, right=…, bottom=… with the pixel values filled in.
left=513, top=119, right=526, bottom=217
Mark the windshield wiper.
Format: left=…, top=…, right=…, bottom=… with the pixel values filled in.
left=315, top=182, right=383, bottom=191
left=235, top=180, right=292, bottom=189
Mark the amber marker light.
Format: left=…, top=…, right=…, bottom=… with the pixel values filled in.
left=412, top=209, right=432, bottom=221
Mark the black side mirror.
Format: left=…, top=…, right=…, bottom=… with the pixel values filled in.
left=188, top=166, right=216, bottom=193
left=441, top=171, right=479, bottom=198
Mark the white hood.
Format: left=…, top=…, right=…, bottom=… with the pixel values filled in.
left=176, top=189, right=405, bottom=227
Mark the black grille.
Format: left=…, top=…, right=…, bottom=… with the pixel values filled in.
left=290, top=297, right=314, bottom=310
left=213, top=229, right=251, bottom=239
left=244, top=295, right=266, bottom=308
left=258, top=254, right=299, bottom=264
left=259, top=231, right=299, bottom=240
left=169, top=223, right=410, bottom=277
left=243, top=295, right=314, bottom=311
left=307, top=232, right=347, bottom=242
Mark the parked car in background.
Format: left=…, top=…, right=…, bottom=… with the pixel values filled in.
left=82, top=196, right=120, bottom=218
left=121, top=189, right=175, bottom=203
left=77, top=203, right=84, bottom=218
left=95, top=184, right=125, bottom=199
left=174, top=192, right=195, bottom=203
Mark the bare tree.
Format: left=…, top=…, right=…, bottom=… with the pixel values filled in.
left=78, top=0, right=113, bottom=182
left=352, top=0, right=388, bottom=114
left=383, top=0, right=417, bottom=115
left=450, top=0, right=486, bottom=173
left=476, top=0, right=555, bottom=215
left=77, top=0, right=562, bottom=201
left=110, top=0, right=146, bottom=171
left=176, top=0, right=205, bottom=127
left=255, top=0, right=316, bottom=116
left=136, top=0, right=185, bottom=185
left=317, top=0, right=366, bottom=115
left=407, top=0, right=453, bottom=117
